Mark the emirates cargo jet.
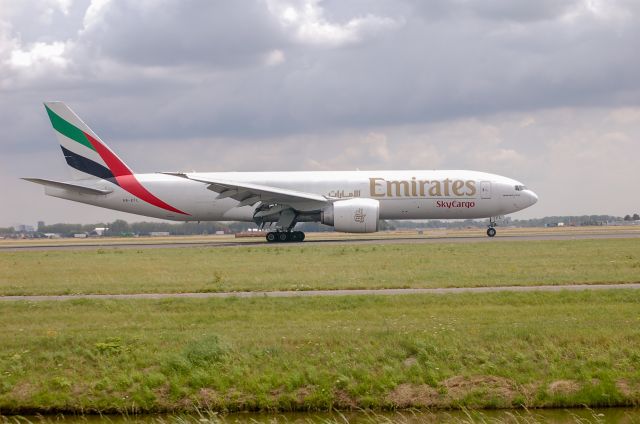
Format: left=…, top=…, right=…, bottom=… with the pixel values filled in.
left=25, top=102, right=538, bottom=242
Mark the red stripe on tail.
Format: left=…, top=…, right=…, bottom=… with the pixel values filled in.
left=84, top=132, right=189, bottom=216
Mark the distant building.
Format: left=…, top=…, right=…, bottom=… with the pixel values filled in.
left=73, top=233, right=88, bottom=238
left=150, top=231, right=171, bottom=237
left=93, top=227, right=108, bottom=236
left=14, top=224, right=35, bottom=233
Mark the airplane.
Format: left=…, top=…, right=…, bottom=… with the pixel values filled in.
left=24, top=102, right=538, bottom=242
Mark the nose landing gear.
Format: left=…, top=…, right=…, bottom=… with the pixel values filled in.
left=486, top=217, right=497, bottom=237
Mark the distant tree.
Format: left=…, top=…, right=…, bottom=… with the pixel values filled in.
left=38, top=223, right=83, bottom=236
left=633, top=213, right=640, bottom=221
left=379, top=220, right=397, bottom=231
left=12, top=214, right=630, bottom=238
left=108, top=219, right=130, bottom=235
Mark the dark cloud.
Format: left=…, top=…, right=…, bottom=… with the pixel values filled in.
left=5, top=0, right=640, bottom=140
left=69, top=0, right=640, bottom=139
left=77, top=1, right=286, bottom=67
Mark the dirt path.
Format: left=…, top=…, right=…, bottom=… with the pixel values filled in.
left=1, top=283, right=638, bottom=302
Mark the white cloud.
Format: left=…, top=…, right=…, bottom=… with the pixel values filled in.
left=520, top=116, right=536, bottom=128
left=0, top=22, right=15, bottom=60
left=263, top=49, right=285, bottom=66
left=607, top=107, right=640, bottom=124
left=82, top=0, right=111, bottom=30
left=51, top=0, right=73, bottom=15
left=267, top=0, right=398, bottom=47
left=302, top=131, right=392, bottom=170
left=576, top=0, right=632, bottom=21
left=9, top=41, right=68, bottom=68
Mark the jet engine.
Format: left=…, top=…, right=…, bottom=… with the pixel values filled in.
left=321, top=198, right=379, bottom=233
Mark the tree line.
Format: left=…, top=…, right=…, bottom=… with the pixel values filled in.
left=1, top=214, right=637, bottom=237
left=383, top=214, right=627, bottom=230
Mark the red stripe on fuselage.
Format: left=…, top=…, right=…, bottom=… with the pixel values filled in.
left=84, top=132, right=189, bottom=216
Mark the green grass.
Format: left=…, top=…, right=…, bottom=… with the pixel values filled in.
left=1, top=290, right=640, bottom=413
left=1, top=239, right=639, bottom=295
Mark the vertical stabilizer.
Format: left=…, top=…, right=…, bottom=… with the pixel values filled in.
left=44, top=102, right=134, bottom=181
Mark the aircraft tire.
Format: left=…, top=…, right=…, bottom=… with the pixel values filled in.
left=289, top=231, right=305, bottom=242
left=278, top=232, right=289, bottom=242
left=266, top=232, right=277, bottom=243
left=487, top=227, right=497, bottom=237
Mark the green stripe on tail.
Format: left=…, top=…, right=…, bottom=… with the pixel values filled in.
left=45, top=105, right=96, bottom=152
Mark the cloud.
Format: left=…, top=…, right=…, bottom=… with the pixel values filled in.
left=267, top=0, right=400, bottom=47
left=1, top=1, right=640, bottom=225
left=263, top=49, right=286, bottom=67
left=75, top=0, right=285, bottom=68
left=9, top=41, right=68, bottom=68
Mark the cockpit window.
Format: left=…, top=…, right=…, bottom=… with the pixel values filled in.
left=515, top=185, right=527, bottom=191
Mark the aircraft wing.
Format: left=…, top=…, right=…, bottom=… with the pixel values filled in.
left=164, top=172, right=329, bottom=210
left=22, top=178, right=113, bottom=195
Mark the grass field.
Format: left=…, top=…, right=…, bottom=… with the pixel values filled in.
left=1, top=238, right=639, bottom=296
left=1, top=290, right=640, bottom=413
left=2, top=234, right=640, bottom=415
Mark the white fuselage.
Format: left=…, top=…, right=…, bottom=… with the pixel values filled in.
left=44, top=170, right=538, bottom=223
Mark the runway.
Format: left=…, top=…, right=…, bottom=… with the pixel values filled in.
left=1, top=230, right=639, bottom=251
left=1, top=283, right=639, bottom=302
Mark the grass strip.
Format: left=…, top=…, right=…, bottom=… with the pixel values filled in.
left=1, top=239, right=639, bottom=295
left=1, top=290, right=639, bottom=413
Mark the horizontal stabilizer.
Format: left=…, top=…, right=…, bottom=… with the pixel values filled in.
left=22, top=178, right=113, bottom=195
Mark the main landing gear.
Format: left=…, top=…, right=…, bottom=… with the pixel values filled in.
left=265, top=231, right=306, bottom=243
left=486, top=217, right=497, bottom=237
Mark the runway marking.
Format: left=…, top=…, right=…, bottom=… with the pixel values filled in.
left=1, top=283, right=639, bottom=302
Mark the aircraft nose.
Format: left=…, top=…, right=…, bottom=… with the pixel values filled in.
left=525, top=189, right=538, bottom=206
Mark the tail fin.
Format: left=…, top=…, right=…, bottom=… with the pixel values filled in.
left=44, top=102, right=134, bottom=181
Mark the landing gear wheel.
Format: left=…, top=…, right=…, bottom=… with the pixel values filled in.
left=289, top=231, right=305, bottom=242
left=266, top=231, right=306, bottom=243
left=487, top=227, right=497, bottom=237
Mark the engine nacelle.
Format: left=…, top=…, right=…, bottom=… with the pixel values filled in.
left=321, top=198, right=380, bottom=233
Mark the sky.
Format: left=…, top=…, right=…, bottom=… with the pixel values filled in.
left=1, top=0, right=639, bottom=227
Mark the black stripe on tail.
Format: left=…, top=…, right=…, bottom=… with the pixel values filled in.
left=60, top=145, right=117, bottom=181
